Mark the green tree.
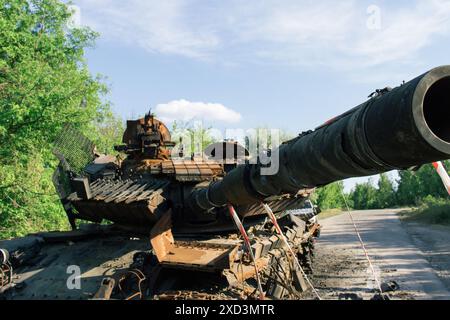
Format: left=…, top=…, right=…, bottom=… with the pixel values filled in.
left=376, top=173, right=395, bottom=208
left=170, top=120, right=218, bottom=156
left=314, top=181, right=345, bottom=210
left=396, top=170, right=421, bottom=206
left=351, top=179, right=378, bottom=210
left=396, top=161, right=450, bottom=206
left=0, top=0, right=120, bottom=239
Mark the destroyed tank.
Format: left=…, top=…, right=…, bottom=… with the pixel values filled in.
left=2, top=66, right=450, bottom=300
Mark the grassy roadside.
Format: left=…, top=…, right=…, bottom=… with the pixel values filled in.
left=318, top=208, right=344, bottom=219
left=398, top=197, right=450, bottom=226
left=316, top=199, right=450, bottom=226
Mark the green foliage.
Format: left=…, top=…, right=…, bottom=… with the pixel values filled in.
left=350, top=179, right=378, bottom=210
left=375, top=173, right=396, bottom=208
left=0, top=153, right=66, bottom=238
left=171, top=120, right=218, bottom=156
left=0, top=0, right=122, bottom=239
left=348, top=162, right=449, bottom=212
left=87, top=112, right=124, bottom=155
left=316, top=162, right=450, bottom=215
left=400, top=196, right=450, bottom=225
left=396, top=161, right=450, bottom=206
left=313, top=181, right=346, bottom=210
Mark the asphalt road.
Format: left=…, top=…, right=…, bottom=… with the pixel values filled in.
left=311, top=210, right=450, bottom=300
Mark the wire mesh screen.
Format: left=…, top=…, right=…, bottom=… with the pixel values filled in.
left=53, top=124, right=95, bottom=175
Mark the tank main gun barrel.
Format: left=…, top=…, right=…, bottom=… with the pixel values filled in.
left=191, top=66, right=450, bottom=211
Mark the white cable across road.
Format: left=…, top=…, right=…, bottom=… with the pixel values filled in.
left=341, top=191, right=384, bottom=296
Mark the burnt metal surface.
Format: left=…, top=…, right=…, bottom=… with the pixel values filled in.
left=161, top=160, right=223, bottom=182
left=93, top=277, right=115, bottom=300
left=1, top=212, right=320, bottom=300
left=150, top=211, right=240, bottom=272
left=0, top=249, right=13, bottom=293
left=146, top=211, right=320, bottom=300
left=68, top=179, right=169, bottom=226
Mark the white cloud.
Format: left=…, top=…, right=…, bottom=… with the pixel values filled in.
left=154, top=99, right=242, bottom=124
left=75, top=0, right=219, bottom=58
left=75, top=0, right=450, bottom=72
left=346, top=0, right=450, bottom=66
left=226, top=0, right=450, bottom=68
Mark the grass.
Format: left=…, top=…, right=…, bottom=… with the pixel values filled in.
left=399, top=197, right=450, bottom=226
left=318, top=208, right=344, bottom=219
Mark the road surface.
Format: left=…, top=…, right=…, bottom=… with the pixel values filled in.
left=308, top=210, right=450, bottom=300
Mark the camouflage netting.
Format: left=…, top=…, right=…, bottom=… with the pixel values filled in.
left=52, top=124, right=95, bottom=175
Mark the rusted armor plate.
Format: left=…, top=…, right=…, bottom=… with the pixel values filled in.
left=68, top=179, right=169, bottom=226
left=161, top=160, right=223, bottom=182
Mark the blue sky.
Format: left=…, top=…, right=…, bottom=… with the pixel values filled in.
left=71, top=0, right=450, bottom=190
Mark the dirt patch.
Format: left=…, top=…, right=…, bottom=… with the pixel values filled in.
left=299, top=242, right=416, bottom=300
left=401, top=221, right=450, bottom=292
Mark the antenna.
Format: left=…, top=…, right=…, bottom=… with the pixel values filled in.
left=145, top=107, right=155, bottom=118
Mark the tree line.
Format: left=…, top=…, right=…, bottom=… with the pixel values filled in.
left=314, top=161, right=450, bottom=211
